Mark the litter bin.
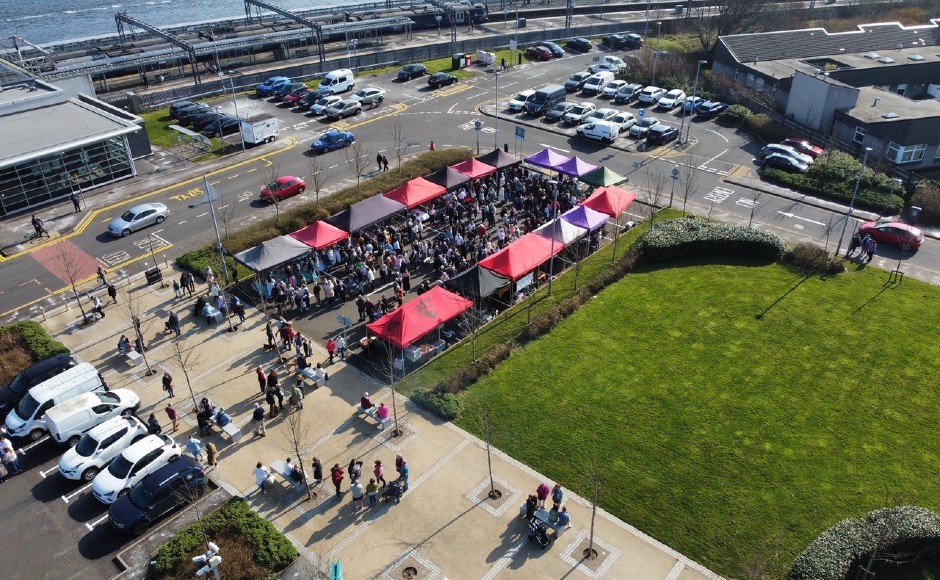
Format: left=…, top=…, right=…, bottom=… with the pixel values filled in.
left=908, top=206, right=922, bottom=224
left=145, top=267, right=163, bottom=286
left=464, top=53, right=472, bottom=68
left=517, top=18, right=526, bottom=28
left=674, top=4, right=683, bottom=14
left=452, top=53, right=467, bottom=69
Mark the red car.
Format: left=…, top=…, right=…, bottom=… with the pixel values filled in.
left=781, top=138, right=825, bottom=159
left=283, top=87, right=310, bottom=106
left=858, top=220, right=924, bottom=250
left=260, top=176, right=306, bottom=202
left=527, top=46, right=553, bottom=61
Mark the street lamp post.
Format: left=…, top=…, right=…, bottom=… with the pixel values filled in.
left=228, top=75, right=246, bottom=152
left=436, top=15, right=442, bottom=37
left=681, top=59, right=707, bottom=144
left=645, top=0, right=651, bottom=34
left=651, top=21, right=662, bottom=87
left=835, top=146, right=872, bottom=257
left=494, top=72, right=500, bottom=150
left=191, top=175, right=230, bottom=286
left=474, top=120, right=482, bottom=154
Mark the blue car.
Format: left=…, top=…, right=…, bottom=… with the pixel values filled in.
left=256, top=76, right=291, bottom=97
left=311, top=129, right=355, bottom=154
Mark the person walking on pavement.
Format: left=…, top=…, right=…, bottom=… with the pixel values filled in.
left=356, top=294, right=366, bottom=322
left=252, top=402, right=267, bottom=436
left=185, top=271, right=196, bottom=295
left=382, top=155, right=389, bottom=172
left=312, top=456, right=323, bottom=485
left=186, top=436, right=204, bottom=463
left=162, top=372, right=175, bottom=398
left=292, top=379, right=305, bottom=410
left=168, top=311, right=181, bottom=337
left=326, top=337, right=336, bottom=364
left=91, top=295, right=105, bottom=319
left=31, top=215, right=48, bottom=238
left=374, top=459, right=386, bottom=487
left=351, top=478, right=364, bottom=511
left=366, top=478, right=379, bottom=506
left=337, top=335, right=347, bottom=360
left=71, top=192, right=82, bottom=213
left=256, top=366, right=267, bottom=395
left=265, top=387, right=278, bottom=418
left=205, top=442, right=217, bottom=467
left=254, top=461, right=272, bottom=493
left=106, top=282, right=117, bottom=304
left=846, top=231, right=862, bottom=257
left=376, top=152, right=383, bottom=172
left=330, top=463, right=345, bottom=497
left=265, top=321, right=276, bottom=349
left=165, top=403, right=179, bottom=432
left=866, top=239, right=877, bottom=263
left=0, top=432, right=22, bottom=474
left=395, top=453, right=405, bottom=476
left=147, top=413, right=162, bottom=435
left=97, top=265, right=108, bottom=286
left=399, top=460, right=410, bottom=492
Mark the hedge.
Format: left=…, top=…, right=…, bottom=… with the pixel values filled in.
left=0, top=321, right=69, bottom=362
left=717, top=104, right=750, bottom=126
left=412, top=390, right=461, bottom=420
left=152, top=497, right=297, bottom=577
left=638, top=217, right=785, bottom=262
left=788, top=506, right=940, bottom=580
left=910, top=180, right=940, bottom=226
left=782, top=242, right=845, bottom=275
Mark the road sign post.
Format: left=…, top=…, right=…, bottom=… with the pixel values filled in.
left=336, top=314, right=352, bottom=342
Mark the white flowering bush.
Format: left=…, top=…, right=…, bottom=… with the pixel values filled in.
left=788, top=506, right=940, bottom=580
left=638, top=218, right=785, bottom=262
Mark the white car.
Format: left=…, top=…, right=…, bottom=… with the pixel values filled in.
left=587, top=62, right=618, bottom=74
left=637, top=86, right=666, bottom=104
left=58, top=416, right=148, bottom=482
left=92, top=434, right=181, bottom=504
left=508, top=90, right=535, bottom=112
left=310, top=95, right=342, bottom=115
left=759, top=143, right=814, bottom=165
left=352, top=87, right=386, bottom=106
left=601, top=55, right=627, bottom=72
left=657, top=89, right=686, bottom=110
left=47, top=388, right=141, bottom=445
left=107, top=203, right=170, bottom=237
left=629, top=116, right=661, bottom=139
left=601, top=80, right=627, bottom=98
left=608, top=112, right=637, bottom=133
left=576, top=119, right=620, bottom=144
left=588, top=108, right=620, bottom=122
left=562, top=102, right=597, bottom=125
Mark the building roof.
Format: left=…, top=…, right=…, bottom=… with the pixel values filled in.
left=844, top=85, right=940, bottom=124
left=720, top=20, right=940, bottom=64
left=0, top=97, right=140, bottom=168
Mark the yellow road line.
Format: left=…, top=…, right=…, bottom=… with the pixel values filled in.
left=340, top=102, right=409, bottom=130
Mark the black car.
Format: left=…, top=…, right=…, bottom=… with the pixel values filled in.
left=566, top=38, right=592, bottom=53
left=169, top=100, right=200, bottom=120
left=109, top=456, right=208, bottom=535
left=189, top=111, right=225, bottom=130
left=602, top=34, right=628, bottom=49
left=298, top=87, right=331, bottom=110
left=624, top=33, right=644, bottom=49
left=176, top=103, right=212, bottom=124
left=695, top=101, right=729, bottom=119
left=428, top=72, right=457, bottom=89
left=0, top=353, right=77, bottom=414
left=545, top=102, right=575, bottom=122
left=202, top=117, right=241, bottom=137
left=646, top=124, right=679, bottom=145
left=564, top=72, right=592, bottom=93
left=539, top=41, right=565, bottom=58
left=273, top=81, right=306, bottom=99
left=397, top=63, right=427, bottom=81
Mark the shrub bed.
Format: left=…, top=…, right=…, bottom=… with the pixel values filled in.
left=717, top=104, right=751, bottom=126
left=0, top=321, right=69, bottom=385
left=782, top=242, right=845, bottom=275
left=151, top=497, right=296, bottom=578
left=638, top=218, right=785, bottom=262
left=412, top=390, right=461, bottom=420
left=742, top=113, right=791, bottom=144
left=788, top=506, right=940, bottom=580
left=910, top=180, right=940, bottom=226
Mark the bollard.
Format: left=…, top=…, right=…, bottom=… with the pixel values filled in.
left=163, top=254, right=169, bottom=269
left=62, top=295, right=69, bottom=311
left=40, top=307, right=46, bottom=321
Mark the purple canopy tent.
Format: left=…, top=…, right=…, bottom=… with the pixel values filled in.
left=560, top=205, right=610, bottom=231
left=524, top=148, right=569, bottom=170
left=556, top=156, right=598, bottom=178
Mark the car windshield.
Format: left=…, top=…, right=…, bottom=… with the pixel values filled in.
left=639, top=119, right=656, bottom=127
left=322, top=133, right=338, bottom=143
left=15, top=393, right=39, bottom=419
left=119, top=210, right=137, bottom=221
left=108, top=454, right=133, bottom=478
left=569, top=106, right=585, bottom=115
left=513, top=93, right=528, bottom=101
left=75, top=434, right=100, bottom=457
left=128, top=480, right=156, bottom=508
left=266, top=181, right=282, bottom=191
left=551, top=104, right=567, bottom=112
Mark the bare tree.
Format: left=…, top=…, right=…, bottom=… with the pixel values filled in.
left=478, top=398, right=501, bottom=500
left=680, top=156, right=700, bottom=215
left=260, top=161, right=282, bottom=225
left=382, top=341, right=403, bottom=438
left=693, top=0, right=772, bottom=52
left=52, top=241, right=90, bottom=322
left=253, top=273, right=287, bottom=364
left=747, top=190, right=763, bottom=229
left=823, top=212, right=837, bottom=253
left=644, top=168, right=669, bottom=230
left=344, top=140, right=370, bottom=191
left=167, top=338, right=203, bottom=411
left=587, top=452, right=601, bottom=560
left=705, top=201, right=717, bottom=222
left=388, top=119, right=407, bottom=172
left=216, top=192, right=239, bottom=245
left=305, top=153, right=327, bottom=208
left=280, top=409, right=316, bottom=501
left=121, top=288, right=157, bottom=376
left=458, top=299, right=488, bottom=362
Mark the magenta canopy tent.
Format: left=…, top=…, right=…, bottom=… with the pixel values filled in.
left=560, top=205, right=610, bottom=231
left=451, top=158, right=497, bottom=179
left=524, top=148, right=569, bottom=170
left=556, top=156, right=598, bottom=178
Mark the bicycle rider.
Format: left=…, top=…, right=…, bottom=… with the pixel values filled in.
left=31, top=215, right=48, bottom=238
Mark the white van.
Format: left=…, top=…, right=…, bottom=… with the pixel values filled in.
left=319, top=69, right=356, bottom=95
left=5, top=363, right=107, bottom=441
left=47, top=388, right=141, bottom=446
left=582, top=72, right=615, bottom=96
left=576, top=119, right=620, bottom=144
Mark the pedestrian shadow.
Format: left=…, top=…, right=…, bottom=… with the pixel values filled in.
left=756, top=274, right=811, bottom=320
left=486, top=516, right=528, bottom=563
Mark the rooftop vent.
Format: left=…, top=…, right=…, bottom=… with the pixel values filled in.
left=864, top=51, right=881, bottom=59
left=908, top=54, right=925, bottom=61
left=881, top=112, right=899, bottom=119
left=878, top=56, right=896, bottom=64
left=873, top=97, right=881, bottom=106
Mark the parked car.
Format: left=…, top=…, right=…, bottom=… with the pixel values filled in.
left=109, top=456, right=209, bottom=535
left=759, top=144, right=814, bottom=165
left=46, top=388, right=141, bottom=446
left=695, top=100, right=729, bottom=119
left=260, top=176, right=306, bottom=202
left=656, top=89, right=686, bottom=110
left=0, top=353, right=78, bottom=414
left=646, top=124, right=680, bottom=145
left=582, top=72, right=614, bottom=96
left=310, top=95, right=343, bottom=115
left=629, top=116, right=661, bottom=139
left=781, top=138, right=825, bottom=159
left=682, top=96, right=706, bottom=113
left=172, top=102, right=210, bottom=122
left=526, top=46, right=552, bottom=61
left=273, top=81, right=305, bottom=99
left=608, top=112, right=637, bottom=133
left=177, top=104, right=214, bottom=125
left=58, top=416, right=149, bottom=482
left=576, top=120, right=620, bottom=144
left=256, top=76, right=291, bottom=96
left=564, top=72, right=592, bottom=93
left=858, top=220, right=924, bottom=250
left=601, top=34, right=628, bottom=49
left=623, top=33, right=644, bottom=49
left=310, top=129, right=355, bottom=154
left=602, top=80, right=628, bottom=98
left=563, top=103, right=597, bottom=125
left=282, top=86, right=310, bottom=106
left=600, top=55, right=627, bottom=73
left=324, top=99, right=362, bottom=119
left=169, top=100, right=200, bottom=119
left=108, top=203, right=169, bottom=237
left=92, top=434, right=181, bottom=504
left=565, top=38, right=592, bottom=53
left=613, top=83, right=645, bottom=104
left=397, top=63, right=427, bottom=81
left=189, top=111, right=225, bottom=130
left=427, top=72, right=457, bottom=88
left=588, top=108, right=619, bottom=122
left=637, top=86, right=666, bottom=104
left=298, top=87, right=331, bottom=110
left=202, top=117, right=241, bottom=137
left=545, top=102, right=576, bottom=122
left=539, top=41, right=565, bottom=58
left=588, top=62, right=619, bottom=74
left=353, top=87, right=386, bottom=106
left=761, top=153, right=809, bottom=174
left=508, top=90, right=535, bottom=112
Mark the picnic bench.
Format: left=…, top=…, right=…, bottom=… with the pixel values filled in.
left=221, top=421, right=242, bottom=442
left=125, top=350, right=143, bottom=367
left=204, top=305, right=223, bottom=323
left=356, top=404, right=389, bottom=430
left=271, top=459, right=309, bottom=492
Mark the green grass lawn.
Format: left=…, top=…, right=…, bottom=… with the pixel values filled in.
left=456, top=260, right=940, bottom=578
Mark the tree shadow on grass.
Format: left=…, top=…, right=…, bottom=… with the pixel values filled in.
left=756, top=274, right=812, bottom=320
left=853, top=277, right=901, bottom=314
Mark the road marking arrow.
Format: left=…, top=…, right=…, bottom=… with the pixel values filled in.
left=777, top=211, right=826, bottom=226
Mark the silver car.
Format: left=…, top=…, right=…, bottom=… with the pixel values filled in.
left=325, top=99, right=362, bottom=120
left=108, top=203, right=169, bottom=237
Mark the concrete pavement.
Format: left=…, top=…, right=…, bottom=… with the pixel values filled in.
left=37, top=264, right=721, bottom=579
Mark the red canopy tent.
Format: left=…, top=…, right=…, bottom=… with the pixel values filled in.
left=451, top=158, right=497, bottom=179
left=383, top=177, right=447, bottom=209
left=581, top=185, right=638, bottom=217
left=367, top=286, right=473, bottom=348
left=290, top=220, right=349, bottom=250
left=478, top=233, right=564, bottom=280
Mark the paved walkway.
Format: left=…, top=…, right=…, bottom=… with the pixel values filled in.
left=39, top=267, right=721, bottom=579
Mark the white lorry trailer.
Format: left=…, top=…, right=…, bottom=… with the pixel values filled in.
left=240, top=115, right=279, bottom=145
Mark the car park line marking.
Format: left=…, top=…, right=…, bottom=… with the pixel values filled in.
left=539, top=143, right=569, bottom=153
left=39, top=466, right=59, bottom=479
left=466, top=91, right=487, bottom=100
left=704, top=128, right=729, bottom=143
left=701, top=148, right=729, bottom=168
left=226, top=175, right=239, bottom=180
left=777, top=211, right=826, bottom=226
left=245, top=167, right=257, bottom=173
left=329, top=164, right=338, bottom=169
left=20, top=436, right=48, bottom=453
left=196, top=212, right=209, bottom=218
left=177, top=220, right=187, bottom=225
left=62, top=482, right=93, bottom=503
left=85, top=514, right=109, bottom=531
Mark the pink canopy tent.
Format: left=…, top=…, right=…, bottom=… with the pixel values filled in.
left=383, top=177, right=447, bottom=208
left=581, top=185, right=638, bottom=217
left=290, top=220, right=349, bottom=250
left=367, top=286, right=473, bottom=348
left=451, top=158, right=497, bottom=179
left=478, top=233, right=564, bottom=280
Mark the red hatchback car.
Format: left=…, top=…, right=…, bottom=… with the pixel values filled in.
left=260, top=176, right=306, bottom=202
left=527, top=46, right=553, bottom=61
left=858, top=220, right=924, bottom=250
left=781, top=138, right=825, bottom=159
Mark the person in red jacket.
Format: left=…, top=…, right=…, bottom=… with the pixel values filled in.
left=330, top=463, right=345, bottom=497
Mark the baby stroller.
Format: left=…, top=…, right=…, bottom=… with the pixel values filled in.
left=528, top=518, right=551, bottom=549
left=382, top=479, right=405, bottom=504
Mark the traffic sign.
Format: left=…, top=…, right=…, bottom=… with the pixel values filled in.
left=515, top=126, right=525, bottom=140
left=638, top=109, right=645, bottom=118
left=336, top=314, right=353, bottom=327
